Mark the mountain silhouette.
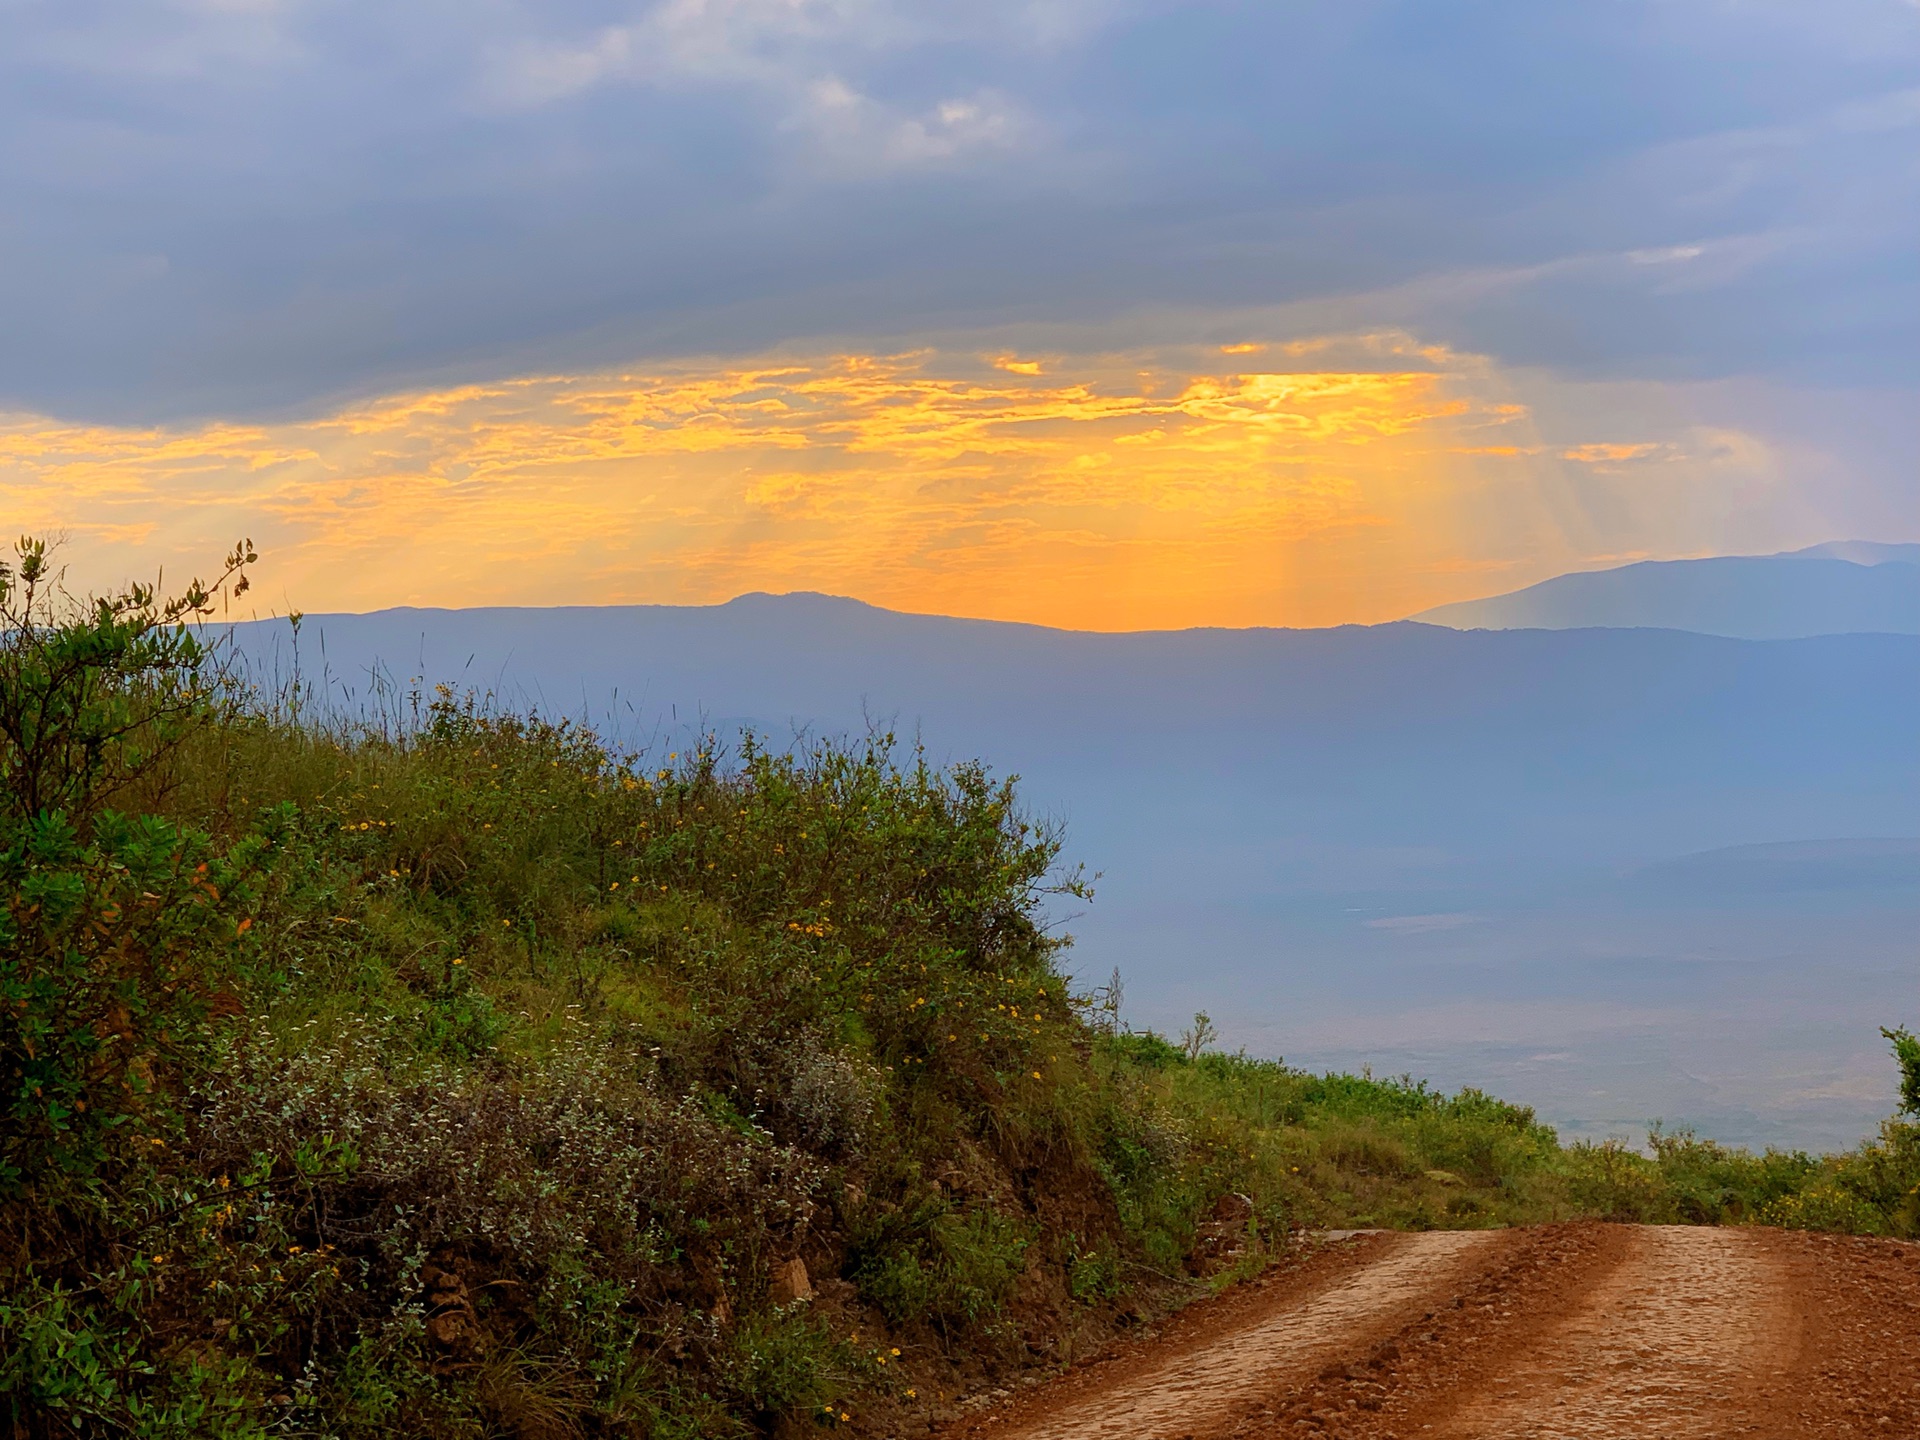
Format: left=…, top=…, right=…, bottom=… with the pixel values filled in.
left=1412, top=544, right=1919, bottom=639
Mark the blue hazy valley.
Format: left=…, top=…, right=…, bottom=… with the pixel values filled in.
left=234, top=550, right=1919, bottom=1151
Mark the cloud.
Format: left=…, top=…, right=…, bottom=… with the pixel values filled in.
left=11, top=333, right=1903, bottom=631
left=787, top=80, right=1023, bottom=173
left=1364, top=914, right=1479, bottom=935
left=486, top=26, right=637, bottom=108
left=478, top=0, right=888, bottom=108
left=1628, top=246, right=1704, bottom=266
left=474, top=0, right=1034, bottom=183
left=15, top=0, right=308, bottom=83
left=1560, top=443, right=1664, bottom=465
left=1, top=0, right=1915, bottom=427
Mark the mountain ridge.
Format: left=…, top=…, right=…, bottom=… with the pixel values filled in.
left=1412, top=546, right=1920, bottom=639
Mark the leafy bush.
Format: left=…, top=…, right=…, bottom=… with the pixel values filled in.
left=1885, top=1027, right=1920, bottom=1119
left=848, top=1201, right=1032, bottom=1331
left=0, top=536, right=253, bottom=826
left=1645, top=1126, right=1818, bottom=1224
left=0, top=807, right=269, bottom=1189
left=0, top=539, right=264, bottom=1192
left=720, top=1309, right=858, bottom=1424
left=1759, top=1184, right=1890, bottom=1234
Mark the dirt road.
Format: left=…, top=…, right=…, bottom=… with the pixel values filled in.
left=945, top=1224, right=1920, bottom=1440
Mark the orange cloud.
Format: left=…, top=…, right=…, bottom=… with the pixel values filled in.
left=1561, top=441, right=1664, bottom=464
left=2, top=336, right=1733, bottom=629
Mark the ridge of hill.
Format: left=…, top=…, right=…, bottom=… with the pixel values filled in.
left=1410, top=547, right=1920, bottom=639
left=1783, top=540, right=1920, bottom=565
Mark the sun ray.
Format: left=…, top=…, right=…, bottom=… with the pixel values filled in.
left=6, top=335, right=1718, bottom=628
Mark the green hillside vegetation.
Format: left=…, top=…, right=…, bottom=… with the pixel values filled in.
left=5, top=541, right=1918, bottom=1438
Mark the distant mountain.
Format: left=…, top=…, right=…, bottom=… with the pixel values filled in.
left=1784, top=541, right=1920, bottom=566
left=1412, top=544, right=1920, bottom=639
left=1626, top=838, right=1920, bottom=896
left=227, top=598, right=1920, bottom=1149
left=230, top=595, right=1919, bottom=890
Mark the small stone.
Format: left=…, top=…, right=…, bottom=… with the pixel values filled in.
left=770, top=1256, right=813, bottom=1304
left=425, top=1309, right=473, bottom=1351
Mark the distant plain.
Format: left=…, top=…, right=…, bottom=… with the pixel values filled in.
left=232, top=551, right=1919, bottom=1151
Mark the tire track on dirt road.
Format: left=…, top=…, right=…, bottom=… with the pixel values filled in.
left=1421, top=1225, right=1800, bottom=1439
left=963, top=1230, right=1502, bottom=1440
left=950, top=1223, right=1920, bottom=1440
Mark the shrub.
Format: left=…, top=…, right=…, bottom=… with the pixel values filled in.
left=1884, top=1027, right=1920, bottom=1119
left=1065, top=1239, right=1122, bottom=1301
left=1759, top=1185, right=1888, bottom=1234
left=0, top=807, right=270, bottom=1189
left=848, top=1203, right=1032, bottom=1331
left=1316, top=1123, right=1420, bottom=1180
left=772, top=1037, right=883, bottom=1158
left=0, top=536, right=253, bottom=827
left=0, top=541, right=270, bottom=1193
left=1822, top=1120, right=1920, bottom=1239
left=191, top=1019, right=822, bottom=1297
left=1645, top=1125, right=1818, bottom=1224
left=1561, top=1139, right=1668, bottom=1222
left=720, top=1309, right=858, bottom=1424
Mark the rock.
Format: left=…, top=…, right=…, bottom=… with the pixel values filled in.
left=769, top=1256, right=813, bottom=1304
left=1188, top=1191, right=1258, bottom=1273
left=425, top=1306, right=478, bottom=1353
left=1210, top=1191, right=1255, bottom=1224
left=420, top=1254, right=485, bottom=1358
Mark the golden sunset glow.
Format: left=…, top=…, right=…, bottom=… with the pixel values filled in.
left=4, top=334, right=1735, bottom=629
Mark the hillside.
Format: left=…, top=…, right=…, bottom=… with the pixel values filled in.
left=227, top=597, right=1920, bottom=1149
left=1410, top=546, right=1920, bottom=639
left=7, top=546, right=1920, bottom=1438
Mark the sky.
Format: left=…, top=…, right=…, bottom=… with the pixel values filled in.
left=6, top=0, right=1917, bottom=627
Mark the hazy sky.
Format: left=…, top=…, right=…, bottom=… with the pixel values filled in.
left=7, top=0, right=1917, bottom=624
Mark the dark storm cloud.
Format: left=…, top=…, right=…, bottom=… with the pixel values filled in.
left=3, top=0, right=1916, bottom=421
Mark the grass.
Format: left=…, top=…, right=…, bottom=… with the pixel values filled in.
left=4, top=547, right=1918, bottom=1438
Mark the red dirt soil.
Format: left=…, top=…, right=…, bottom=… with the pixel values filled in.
left=937, top=1223, right=1920, bottom=1440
